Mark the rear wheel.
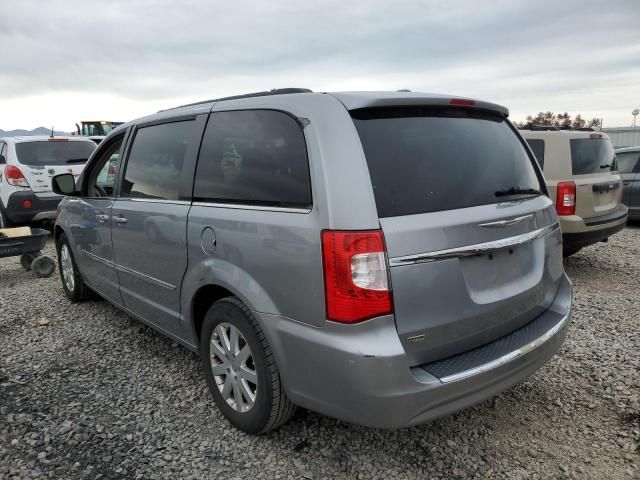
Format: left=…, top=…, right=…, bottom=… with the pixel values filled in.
left=200, top=297, right=296, bottom=434
left=56, top=234, right=91, bottom=301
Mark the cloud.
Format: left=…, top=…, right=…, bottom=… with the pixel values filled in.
left=1, top=0, right=638, bottom=129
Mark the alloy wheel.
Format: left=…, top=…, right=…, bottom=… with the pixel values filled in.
left=60, top=244, right=75, bottom=292
left=209, top=322, right=258, bottom=413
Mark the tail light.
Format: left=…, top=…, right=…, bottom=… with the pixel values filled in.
left=321, top=230, right=393, bottom=323
left=556, top=181, right=576, bottom=216
left=4, top=165, right=30, bottom=188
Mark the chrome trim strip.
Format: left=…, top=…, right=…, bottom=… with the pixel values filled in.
left=81, top=250, right=175, bottom=291
left=114, top=264, right=176, bottom=291
left=122, top=198, right=191, bottom=205
left=439, top=313, right=569, bottom=383
left=81, top=250, right=115, bottom=268
left=192, top=201, right=311, bottom=214
left=389, top=223, right=560, bottom=267
left=478, top=214, right=533, bottom=228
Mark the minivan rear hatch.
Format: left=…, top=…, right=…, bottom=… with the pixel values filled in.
left=351, top=105, right=564, bottom=365
left=569, top=135, right=620, bottom=219
left=15, top=139, right=95, bottom=193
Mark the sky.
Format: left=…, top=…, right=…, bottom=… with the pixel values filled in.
left=1, top=0, right=639, bottom=131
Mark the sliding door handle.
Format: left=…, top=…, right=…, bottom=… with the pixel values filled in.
left=113, top=215, right=127, bottom=225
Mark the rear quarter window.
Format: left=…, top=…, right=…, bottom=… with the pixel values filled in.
left=352, top=107, right=542, bottom=217
left=525, top=139, right=545, bottom=169
left=194, top=110, right=312, bottom=208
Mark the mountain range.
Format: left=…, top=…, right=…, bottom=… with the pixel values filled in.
left=0, top=127, right=70, bottom=137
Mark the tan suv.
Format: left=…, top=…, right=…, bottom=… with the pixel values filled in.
left=520, top=127, right=628, bottom=256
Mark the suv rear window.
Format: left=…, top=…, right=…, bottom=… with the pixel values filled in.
left=352, top=108, right=541, bottom=217
left=15, top=140, right=96, bottom=167
left=570, top=138, right=615, bottom=175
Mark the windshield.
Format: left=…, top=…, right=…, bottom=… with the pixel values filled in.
left=82, top=123, right=114, bottom=136
left=352, top=107, right=542, bottom=217
left=570, top=138, right=615, bottom=175
left=15, top=141, right=96, bottom=166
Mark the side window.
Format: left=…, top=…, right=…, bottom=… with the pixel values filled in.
left=194, top=110, right=312, bottom=208
left=86, top=136, right=124, bottom=197
left=615, top=152, right=639, bottom=174
left=120, top=121, right=194, bottom=201
left=0, top=142, right=6, bottom=163
left=526, top=139, right=545, bottom=169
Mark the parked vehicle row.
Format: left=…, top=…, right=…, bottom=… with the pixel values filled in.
left=51, top=89, right=572, bottom=433
left=614, top=146, right=640, bottom=220
left=520, top=127, right=628, bottom=256
left=0, top=136, right=96, bottom=228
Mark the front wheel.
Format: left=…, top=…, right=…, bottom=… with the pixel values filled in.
left=56, top=234, right=91, bottom=301
left=200, top=297, right=296, bottom=434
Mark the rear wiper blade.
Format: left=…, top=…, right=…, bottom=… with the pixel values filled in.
left=495, top=187, right=541, bottom=197
left=66, top=158, right=88, bottom=164
left=599, top=164, right=611, bottom=169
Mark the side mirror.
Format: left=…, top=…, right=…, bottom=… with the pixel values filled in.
left=52, top=173, right=79, bottom=196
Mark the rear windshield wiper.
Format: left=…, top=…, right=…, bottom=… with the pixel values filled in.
left=495, top=187, right=541, bottom=198
left=599, top=164, right=612, bottom=169
left=66, top=158, right=88, bottom=164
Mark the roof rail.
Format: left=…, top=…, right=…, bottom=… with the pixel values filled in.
left=519, top=124, right=595, bottom=132
left=159, top=88, right=313, bottom=112
left=519, top=124, right=571, bottom=131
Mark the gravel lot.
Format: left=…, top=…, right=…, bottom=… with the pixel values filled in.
left=1, top=227, right=639, bottom=479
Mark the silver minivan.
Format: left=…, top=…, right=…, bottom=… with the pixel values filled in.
left=52, top=89, right=572, bottom=433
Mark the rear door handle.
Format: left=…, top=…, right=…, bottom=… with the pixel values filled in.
left=623, top=181, right=631, bottom=186
left=113, top=215, right=127, bottom=225
left=96, top=214, right=109, bottom=223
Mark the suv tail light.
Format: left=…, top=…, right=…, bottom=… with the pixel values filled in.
left=4, top=165, right=30, bottom=188
left=556, top=181, right=576, bottom=216
left=321, top=230, right=393, bottom=323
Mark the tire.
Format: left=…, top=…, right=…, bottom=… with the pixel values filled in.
left=20, top=252, right=39, bottom=271
left=56, top=234, right=91, bottom=301
left=200, top=297, right=296, bottom=434
left=0, top=204, right=13, bottom=229
left=31, top=255, right=56, bottom=278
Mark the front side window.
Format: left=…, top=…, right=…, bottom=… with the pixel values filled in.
left=615, top=152, right=639, bottom=174
left=352, top=107, right=542, bottom=217
left=194, top=110, right=312, bottom=208
left=15, top=140, right=96, bottom=167
left=570, top=138, right=615, bottom=175
left=86, top=135, right=124, bottom=197
left=526, top=139, right=545, bottom=169
left=121, top=121, right=195, bottom=201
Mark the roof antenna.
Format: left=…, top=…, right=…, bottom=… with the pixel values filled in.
left=50, top=126, right=54, bottom=138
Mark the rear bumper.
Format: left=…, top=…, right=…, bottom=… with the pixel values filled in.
left=4, top=191, right=60, bottom=223
left=259, top=273, right=572, bottom=429
left=561, top=205, right=628, bottom=251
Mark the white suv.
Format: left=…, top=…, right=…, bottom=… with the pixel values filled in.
left=0, top=136, right=96, bottom=227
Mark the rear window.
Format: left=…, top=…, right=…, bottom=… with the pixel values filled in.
left=352, top=108, right=541, bottom=217
left=526, top=139, right=545, bottom=169
left=570, top=138, right=615, bottom=175
left=15, top=140, right=96, bottom=166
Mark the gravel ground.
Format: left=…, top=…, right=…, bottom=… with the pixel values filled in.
left=1, top=227, right=639, bottom=480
